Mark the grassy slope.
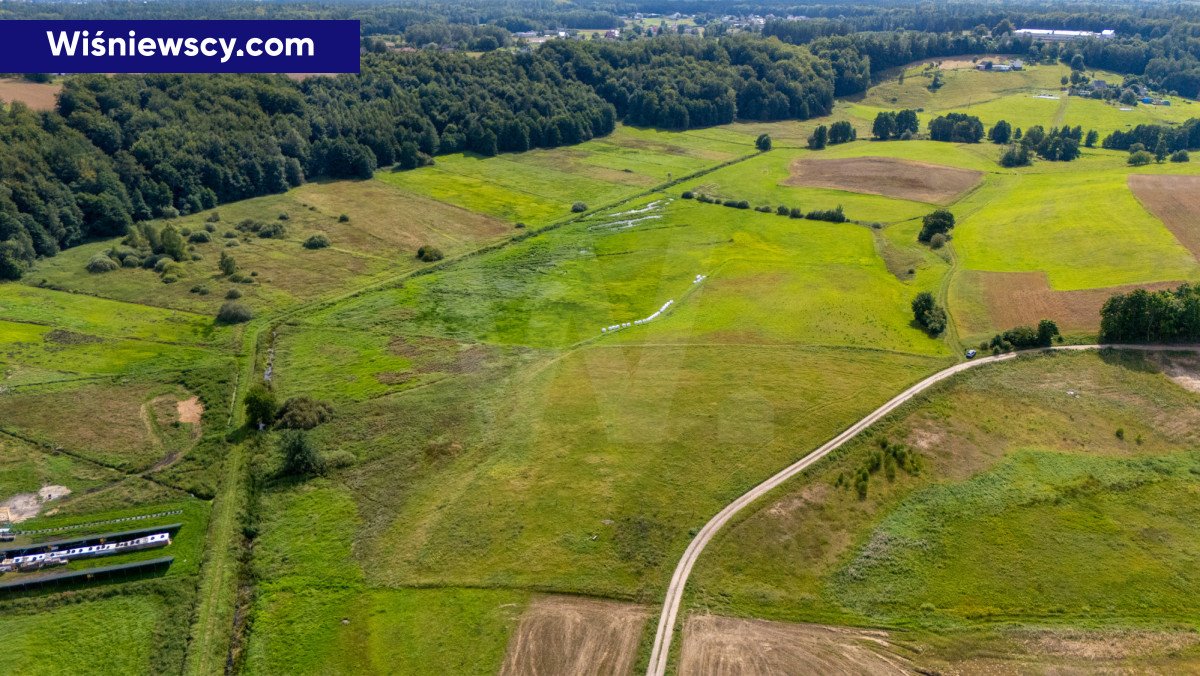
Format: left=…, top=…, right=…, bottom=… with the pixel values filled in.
left=691, top=351, right=1200, bottom=634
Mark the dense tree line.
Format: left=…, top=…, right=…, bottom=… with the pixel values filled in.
left=929, top=113, right=985, bottom=143
left=1103, top=118, right=1200, bottom=152
left=539, top=35, right=835, bottom=129
left=1099, top=284, right=1200, bottom=343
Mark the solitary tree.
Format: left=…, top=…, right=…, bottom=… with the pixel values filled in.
left=912, top=292, right=948, bottom=335
left=988, top=120, right=1012, bottom=145
left=807, top=125, right=828, bottom=150
left=755, top=133, right=772, bottom=151
left=918, top=209, right=956, bottom=242
left=1084, top=129, right=1099, bottom=147
left=1036, top=319, right=1061, bottom=346
left=872, top=112, right=897, bottom=140
left=244, top=384, right=277, bottom=429
left=279, top=429, right=324, bottom=477
left=1070, top=53, right=1085, bottom=71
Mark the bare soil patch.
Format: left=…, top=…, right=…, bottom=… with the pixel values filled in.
left=500, top=596, right=648, bottom=676
left=177, top=396, right=204, bottom=425
left=972, top=271, right=1181, bottom=333
left=1130, top=175, right=1200, bottom=260
left=1, top=484, right=71, bottom=523
left=1147, top=352, right=1200, bottom=393
left=785, top=157, right=983, bottom=204
left=679, top=615, right=911, bottom=676
left=0, top=78, right=62, bottom=111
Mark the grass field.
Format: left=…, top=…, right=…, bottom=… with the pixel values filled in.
left=8, top=54, right=1200, bottom=675
left=377, top=125, right=755, bottom=225
left=690, top=351, right=1200, bottom=640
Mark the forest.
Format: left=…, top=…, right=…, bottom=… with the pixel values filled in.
left=6, top=0, right=1200, bottom=278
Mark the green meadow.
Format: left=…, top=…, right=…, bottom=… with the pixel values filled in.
left=6, top=51, right=1200, bottom=675
left=690, top=350, right=1200, bottom=633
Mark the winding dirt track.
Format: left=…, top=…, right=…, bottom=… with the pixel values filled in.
left=646, top=343, right=1200, bottom=676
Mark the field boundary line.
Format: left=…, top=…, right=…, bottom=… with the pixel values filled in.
left=645, top=343, right=1200, bottom=676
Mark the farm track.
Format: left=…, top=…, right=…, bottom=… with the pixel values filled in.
left=645, top=343, right=1200, bottom=676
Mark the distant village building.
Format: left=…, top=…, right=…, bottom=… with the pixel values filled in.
left=1014, top=28, right=1116, bottom=41
left=976, top=59, right=1024, bottom=72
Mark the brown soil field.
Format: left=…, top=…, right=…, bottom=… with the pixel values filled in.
left=784, top=157, right=983, bottom=204
left=499, top=596, right=648, bottom=676
left=1130, top=175, right=1200, bottom=260
left=921, top=628, right=1200, bottom=674
left=0, top=78, right=61, bottom=111
left=958, top=270, right=1181, bottom=335
left=679, top=615, right=911, bottom=675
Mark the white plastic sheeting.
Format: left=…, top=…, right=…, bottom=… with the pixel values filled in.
left=600, top=274, right=704, bottom=334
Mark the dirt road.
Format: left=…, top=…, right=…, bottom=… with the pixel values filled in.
left=646, top=344, right=1200, bottom=676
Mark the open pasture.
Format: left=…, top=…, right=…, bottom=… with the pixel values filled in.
left=680, top=149, right=935, bottom=224
left=951, top=168, right=1200, bottom=291
left=0, top=319, right=222, bottom=386
left=784, top=156, right=983, bottom=204
left=305, top=196, right=947, bottom=354
left=0, top=284, right=220, bottom=345
left=377, top=125, right=755, bottom=225
left=28, top=179, right=515, bottom=315
left=690, top=350, right=1200, bottom=633
left=0, top=379, right=201, bottom=472
left=355, top=344, right=945, bottom=597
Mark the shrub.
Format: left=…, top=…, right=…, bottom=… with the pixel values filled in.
left=86, top=254, right=118, bottom=273
left=279, top=429, right=324, bottom=477
left=225, top=288, right=242, bottom=300
left=219, top=251, right=237, bottom=276
left=1171, top=149, right=1190, bottom=163
left=571, top=202, right=587, bottom=213
left=722, top=199, right=738, bottom=208
left=257, top=222, right=287, bottom=238
left=277, top=212, right=289, bottom=220
left=204, top=223, right=216, bottom=233
left=243, top=384, right=276, bottom=429
left=1128, top=150, right=1154, bottom=166
left=303, top=234, right=331, bottom=249
left=223, top=231, right=238, bottom=238
left=154, top=258, right=173, bottom=273
left=416, top=245, right=444, bottom=262
left=216, top=301, right=253, bottom=324
left=930, top=232, right=947, bottom=249
left=696, top=194, right=713, bottom=204
left=180, top=228, right=191, bottom=236
left=736, top=200, right=751, bottom=209
left=188, top=231, right=211, bottom=243
left=755, top=205, right=772, bottom=213
left=225, top=240, right=239, bottom=247
left=205, top=212, right=221, bottom=223
left=275, top=396, right=335, bottom=430
left=325, top=450, right=356, bottom=469
left=141, top=254, right=168, bottom=270
left=121, top=255, right=141, bottom=268
left=236, top=218, right=263, bottom=233
left=190, top=285, right=210, bottom=295
left=681, top=191, right=695, bottom=199
left=514, top=222, right=526, bottom=229
left=806, top=206, right=846, bottom=223
left=789, top=207, right=804, bottom=219
left=777, top=205, right=790, bottom=216
left=338, top=213, right=350, bottom=222
left=161, top=206, right=180, bottom=219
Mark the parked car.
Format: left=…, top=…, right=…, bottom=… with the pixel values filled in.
left=965, top=349, right=978, bottom=359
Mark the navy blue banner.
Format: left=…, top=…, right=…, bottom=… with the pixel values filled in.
left=0, top=20, right=360, bottom=73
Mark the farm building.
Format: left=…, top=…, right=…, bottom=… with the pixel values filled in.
left=1015, top=28, right=1115, bottom=41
